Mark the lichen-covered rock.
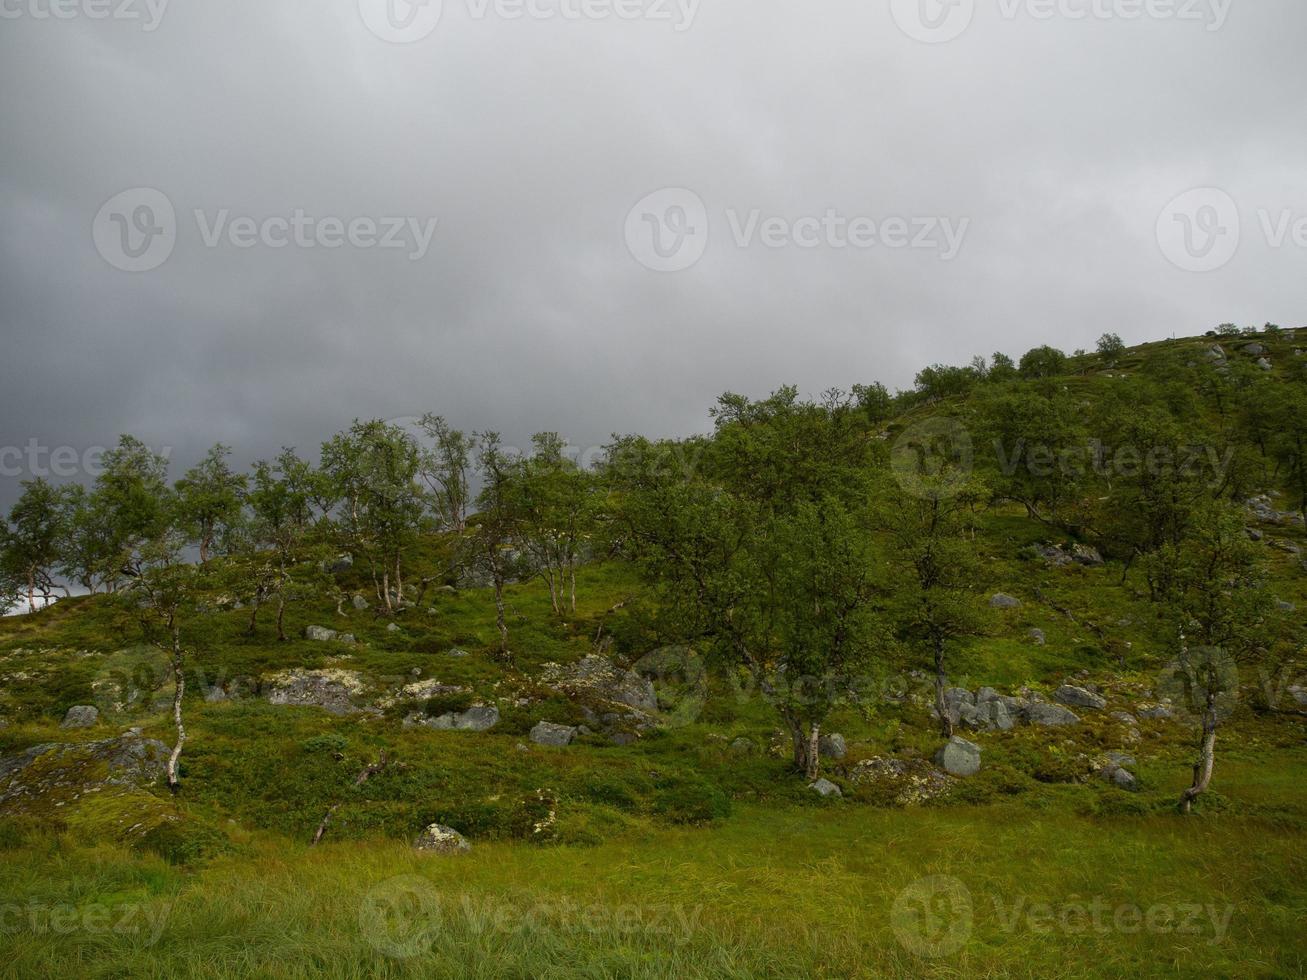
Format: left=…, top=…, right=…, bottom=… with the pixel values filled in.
left=935, top=736, right=982, bottom=777
left=848, top=757, right=952, bottom=806
left=1137, top=704, right=1174, bottom=721
left=1028, top=628, right=1046, bottom=646
left=809, top=777, right=841, bottom=798
left=377, top=678, right=467, bottom=709
left=0, top=733, right=169, bottom=809
left=405, top=704, right=500, bottom=732
left=61, top=705, right=99, bottom=729
left=529, top=721, right=577, bottom=747
left=303, top=625, right=356, bottom=644
left=1054, top=685, right=1107, bottom=710
left=989, top=593, right=1021, bottom=609
left=542, top=655, right=657, bottom=714
left=818, top=733, right=847, bottom=760
left=414, top=823, right=471, bottom=854
left=263, top=669, right=368, bottom=715
left=352, top=594, right=370, bottom=611
left=1026, top=702, right=1081, bottom=727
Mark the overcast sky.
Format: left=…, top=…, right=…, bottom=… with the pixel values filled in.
left=1, top=0, right=1304, bottom=504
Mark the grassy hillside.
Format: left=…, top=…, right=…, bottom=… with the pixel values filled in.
left=1, top=330, right=1304, bottom=978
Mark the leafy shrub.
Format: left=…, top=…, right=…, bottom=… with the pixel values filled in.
left=134, top=820, right=232, bottom=865
left=652, top=777, right=731, bottom=825
left=301, top=733, right=350, bottom=754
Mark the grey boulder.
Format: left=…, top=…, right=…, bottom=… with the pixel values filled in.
left=935, top=736, right=982, bottom=777
left=60, top=705, right=99, bottom=729
left=1054, top=685, right=1107, bottom=710
left=1026, top=702, right=1081, bottom=727
left=989, top=593, right=1021, bottom=609
left=529, top=721, right=577, bottom=747
left=809, top=777, right=842, bottom=798
left=414, top=823, right=471, bottom=855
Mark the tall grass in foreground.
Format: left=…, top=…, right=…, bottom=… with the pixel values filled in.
left=2, top=803, right=1304, bottom=979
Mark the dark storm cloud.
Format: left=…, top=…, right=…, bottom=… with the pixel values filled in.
left=1, top=0, right=1304, bottom=503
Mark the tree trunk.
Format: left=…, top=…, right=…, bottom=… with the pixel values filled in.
left=786, top=715, right=821, bottom=781
left=27, top=570, right=36, bottom=615
left=1178, top=695, right=1218, bottom=814
left=276, top=593, right=287, bottom=643
left=933, top=635, right=953, bottom=739
left=167, top=627, right=186, bottom=793
left=493, top=569, right=509, bottom=661
left=570, top=565, right=577, bottom=613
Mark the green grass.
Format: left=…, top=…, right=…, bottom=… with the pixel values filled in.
left=1, top=800, right=1304, bottom=978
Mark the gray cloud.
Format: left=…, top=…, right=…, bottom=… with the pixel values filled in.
left=1, top=0, right=1304, bottom=503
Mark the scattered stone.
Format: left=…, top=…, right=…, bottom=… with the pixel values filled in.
left=326, top=555, right=353, bottom=574
left=386, top=622, right=402, bottom=633
left=818, top=733, right=847, bottom=760
left=1256, top=357, right=1273, bottom=372
left=1137, top=704, right=1174, bottom=721
left=263, top=669, right=369, bottom=715
left=406, top=704, right=500, bottom=732
left=303, top=625, right=356, bottom=644
left=1243, top=343, right=1267, bottom=356
left=529, top=721, right=577, bottom=747
left=447, top=648, right=469, bottom=658
left=1028, top=628, right=1046, bottom=646
left=60, top=705, right=99, bottom=729
left=542, top=655, right=657, bottom=714
left=935, top=736, right=982, bottom=777
left=1111, top=711, right=1139, bottom=726
left=1026, top=702, right=1081, bottom=727
left=1, top=732, right=169, bottom=808
left=989, top=593, right=1021, bottom=609
left=351, top=594, right=370, bottom=611
left=1246, top=527, right=1264, bottom=541
left=1106, top=766, right=1137, bottom=790
left=414, top=823, right=471, bottom=855
left=729, top=737, right=755, bottom=755
left=809, top=777, right=842, bottom=798
left=847, top=757, right=952, bottom=805
left=1275, top=599, right=1296, bottom=614
left=1054, top=685, right=1107, bottom=710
